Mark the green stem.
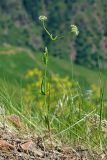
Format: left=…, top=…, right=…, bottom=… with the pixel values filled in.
left=44, top=64, right=47, bottom=94
left=42, top=21, right=57, bottom=40
left=44, top=64, right=47, bottom=109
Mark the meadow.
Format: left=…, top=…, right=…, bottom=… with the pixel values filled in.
left=0, top=45, right=107, bottom=157
left=0, top=0, right=107, bottom=159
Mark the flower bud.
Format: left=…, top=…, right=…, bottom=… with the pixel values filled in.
left=43, top=47, right=48, bottom=65
left=70, top=25, right=79, bottom=36
left=39, top=15, right=47, bottom=21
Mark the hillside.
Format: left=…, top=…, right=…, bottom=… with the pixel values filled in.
left=0, top=46, right=107, bottom=158
left=0, top=0, right=107, bottom=68
left=0, top=45, right=106, bottom=100
left=1, top=2, right=107, bottom=158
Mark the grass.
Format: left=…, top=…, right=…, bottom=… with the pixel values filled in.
left=0, top=46, right=107, bottom=154
left=0, top=45, right=107, bottom=98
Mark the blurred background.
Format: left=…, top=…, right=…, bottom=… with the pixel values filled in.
left=0, top=1, right=107, bottom=156
left=0, top=0, right=107, bottom=99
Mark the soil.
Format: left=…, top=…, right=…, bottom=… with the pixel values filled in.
left=0, top=115, right=106, bottom=160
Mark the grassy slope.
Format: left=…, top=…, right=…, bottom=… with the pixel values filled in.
left=0, top=45, right=106, bottom=100
left=0, top=46, right=107, bottom=152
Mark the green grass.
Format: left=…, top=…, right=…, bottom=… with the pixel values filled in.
left=0, top=46, right=106, bottom=99
left=0, top=46, right=107, bottom=153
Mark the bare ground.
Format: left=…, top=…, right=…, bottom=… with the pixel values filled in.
left=0, top=124, right=107, bottom=160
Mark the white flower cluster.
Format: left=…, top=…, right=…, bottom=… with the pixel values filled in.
left=70, top=25, right=79, bottom=36
left=39, top=15, right=47, bottom=21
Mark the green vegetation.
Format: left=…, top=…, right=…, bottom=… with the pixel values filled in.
left=0, top=45, right=106, bottom=98
left=0, top=0, right=107, bottom=68
left=0, top=2, right=107, bottom=155
left=0, top=46, right=107, bottom=152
